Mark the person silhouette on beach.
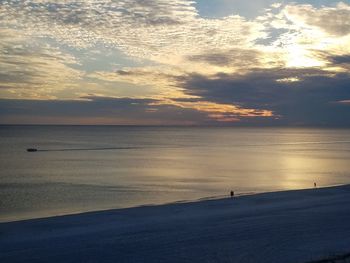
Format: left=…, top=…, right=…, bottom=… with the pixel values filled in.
left=230, top=190, right=234, bottom=198
left=314, top=182, right=317, bottom=188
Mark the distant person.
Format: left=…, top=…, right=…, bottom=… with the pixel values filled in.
left=314, top=182, right=317, bottom=188
left=230, top=190, right=234, bottom=198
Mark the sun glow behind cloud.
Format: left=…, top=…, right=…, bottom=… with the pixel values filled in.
left=0, top=0, right=350, bottom=125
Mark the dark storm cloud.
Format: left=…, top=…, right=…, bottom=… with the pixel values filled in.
left=180, top=69, right=350, bottom=126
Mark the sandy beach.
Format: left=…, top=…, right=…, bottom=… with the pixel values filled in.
left=1, top=185, right=350, bottom=263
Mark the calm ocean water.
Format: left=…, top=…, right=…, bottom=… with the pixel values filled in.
left=1, top=125, right=350, bottom=222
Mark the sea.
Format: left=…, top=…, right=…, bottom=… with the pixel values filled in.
left=1, top=125, right=350, bottom=222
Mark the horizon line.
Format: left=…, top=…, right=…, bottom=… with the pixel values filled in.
left=1, top=124, right=350, bottom=128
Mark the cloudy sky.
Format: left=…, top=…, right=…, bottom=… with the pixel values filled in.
left=0, top=0, right=350, bottom=125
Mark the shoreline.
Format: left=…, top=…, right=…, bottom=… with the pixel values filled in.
left=1, top=185, right=342, bottom=224
left=1, top=184, right=350, bottom=263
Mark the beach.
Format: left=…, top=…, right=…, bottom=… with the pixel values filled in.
left=1, top=184, right=350, bottom=263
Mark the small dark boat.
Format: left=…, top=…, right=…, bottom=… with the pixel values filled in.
left=27, top=148, right=38, bottom=152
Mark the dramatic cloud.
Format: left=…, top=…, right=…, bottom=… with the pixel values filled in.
left=88, top=68, right=274, bottom=122
left=0, top=0, right=349, bottom=125
left=180, top=69, right=350, bottom=126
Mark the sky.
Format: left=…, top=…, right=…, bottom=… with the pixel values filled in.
left=0, top=0, right=350, bottom=126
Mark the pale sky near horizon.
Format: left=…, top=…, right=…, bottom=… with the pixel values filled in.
left=0, top=0, right=350, bottom=125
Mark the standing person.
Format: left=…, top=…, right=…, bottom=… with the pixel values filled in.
left=230, top=190, right=234, bottom=198
left=314, top=182, right=317, bottom=188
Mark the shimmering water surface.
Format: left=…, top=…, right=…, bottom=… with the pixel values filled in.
left=1, top=126, right=350, bottom=222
